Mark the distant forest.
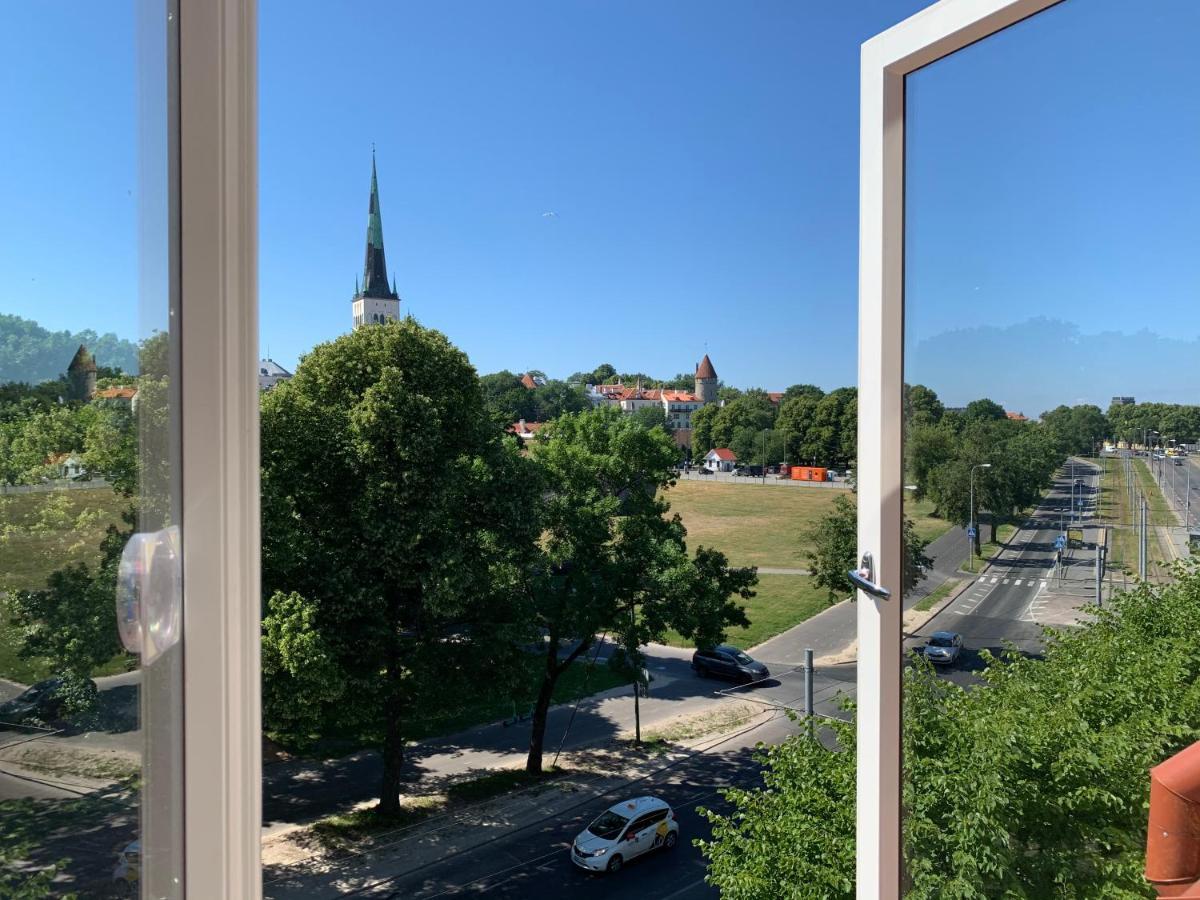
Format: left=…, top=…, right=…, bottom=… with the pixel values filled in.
left=0, top=314, right=139, bottom=384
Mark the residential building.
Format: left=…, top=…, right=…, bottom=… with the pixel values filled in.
left=1111, top=396, right=1135, bottom=406
left=519, top=373, right=546, bottom=389
left=258, top=358, right=293, bottom=391
left=507, top=418, right=546, bottom=441
left=94, top=385, right=139, bottom=411
left=350, top=151, right=402, bottom=330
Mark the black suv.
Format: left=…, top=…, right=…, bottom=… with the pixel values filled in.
left=691, top=645, right=769, bottom=684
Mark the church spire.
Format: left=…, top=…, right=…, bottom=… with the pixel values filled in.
left=361, top=149, right=398, bottom=300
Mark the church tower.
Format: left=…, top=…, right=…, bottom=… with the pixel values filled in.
left=695, top=353, right=718, bottom=405
left=351, top=150, right=401, bottom=329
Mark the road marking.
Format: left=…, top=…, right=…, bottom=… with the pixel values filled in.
left=1014, top=579, right=1022, bottom=586
left=1003, top=578, right=1010, bottom=584
left=951, top=609, right=967, bottom=615
left=989, top=576, right=998, bottom=583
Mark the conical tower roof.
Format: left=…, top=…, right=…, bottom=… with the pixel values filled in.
left=361, top=151, right=399, bottom=300
left=696, top=354, right=717, bottom=380
left=68, top=344, right=97, bottom=374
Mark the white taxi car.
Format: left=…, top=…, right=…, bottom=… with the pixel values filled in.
left=571, top=795, right=678, bottom=874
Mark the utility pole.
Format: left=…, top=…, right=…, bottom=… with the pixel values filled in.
left=803, top=648, right=814, bottom=738
left=1095, top=542, right=1105, bottom=608
left=1139, top=496, right=1148, bottom=581
left=969, top=463, right=991, bottom=571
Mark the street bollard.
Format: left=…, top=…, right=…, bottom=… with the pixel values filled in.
left=803, top=648, right=814, bottom=736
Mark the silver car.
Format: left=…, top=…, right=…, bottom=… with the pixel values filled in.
left=922, top=631, right=962, bottom=665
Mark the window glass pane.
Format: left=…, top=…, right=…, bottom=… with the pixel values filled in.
left=0, top=1, right=181, bottom=897
left=903, top=0, right=1199, bottom=891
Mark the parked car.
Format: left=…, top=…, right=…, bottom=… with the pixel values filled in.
left=921, top=631, right=963, bottom=665
left=732, top=465, right=763, bottom=477
left=571, top=796, right=678, bottom=873
left=0, top=678, right=75, bottom=728
left=691, top=645, right=770, bottom=683
left=1175, top=457, right=1184, bottom=466
left=111, top=840, right=140, bottom=894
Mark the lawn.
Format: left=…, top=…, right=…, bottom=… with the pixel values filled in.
left=0, top=488, right=129, bottom=593
left=1133, top=460, right=1178, bottom=527
left=661, top=573, right=831, bottom=650
left=0, top=487, right=132, bottom=684
left=663, top=481, right=952, bottom=570
left=913, top=577, right=960, bottom=613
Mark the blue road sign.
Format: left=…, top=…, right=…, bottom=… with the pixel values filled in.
left=967, top=527, right=977, bottom=540
left=1055, top=535, right=1066, bottom=549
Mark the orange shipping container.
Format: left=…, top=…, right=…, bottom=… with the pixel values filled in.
left=790, top=466, right=827, bottom=482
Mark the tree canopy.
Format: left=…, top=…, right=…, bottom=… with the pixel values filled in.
left=700, top=563, right=1200, bottom=897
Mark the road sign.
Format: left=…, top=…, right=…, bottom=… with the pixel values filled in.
left=1068, top=528, right=1084, bottom=546
left=1055, top=534, right=1066, bottom=549
left=967, top=527, right=976, bottom=540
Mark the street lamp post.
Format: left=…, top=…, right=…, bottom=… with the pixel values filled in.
left=969, top=463, right=992, bottom=573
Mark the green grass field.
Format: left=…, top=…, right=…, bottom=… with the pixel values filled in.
left=664, top=481, right=951, bottom=570
left=913, top=577, right=960, bottom=613
left=1133, top=460, right=1179, bottom=527
left=0, top=488, right=129, bottom=593
left=661, top=573, right=831, bottom=650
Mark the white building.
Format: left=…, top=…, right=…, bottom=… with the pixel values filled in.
left=704, top=447, right=737, bottom=472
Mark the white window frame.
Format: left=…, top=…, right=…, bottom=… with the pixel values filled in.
left=179, top=0, right=261, bottom=896
left=857, top=1, right=1060, bottom=896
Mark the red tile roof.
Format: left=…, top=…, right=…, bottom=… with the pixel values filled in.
left=707, top=447, right=737, bottom=461
left=1005, top=411, right=1027, bottom=421
left=96, top=387, right=138, bottom=400
left=520, top=373, right=538, bottom=390
left=695, top=354, right=717, bottom=379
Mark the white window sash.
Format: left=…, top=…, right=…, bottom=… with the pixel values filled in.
left=180, top=0, right=261, bottom=896
left=857, top=1, right=1060, bottom=896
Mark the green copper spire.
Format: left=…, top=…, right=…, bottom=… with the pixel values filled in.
left=361, top=149, right=398, bottom=300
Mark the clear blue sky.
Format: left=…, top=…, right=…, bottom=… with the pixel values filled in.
left=2, top=0, right=1197, bottom=412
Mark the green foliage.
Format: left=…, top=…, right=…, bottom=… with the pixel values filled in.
left=261, top=590, right=345, bottom=743
left=521, top=406, right=755, bottom=770
left=801, top=494, right=930, bottom=601
left=478, top=370, right=589, bottom=425
left=776, top=387, right=857, bottom=467
left=1107, top=400, right=1200, bottom=447
left=701, top=565, right=1200, bottom=897
left=6, top=520, right=129, bottom=684
left=0, top=313, right=137, bottom=385
left=260, top=319, right=539, bottom=811
left=1040, top=403, right=1110, bottom=456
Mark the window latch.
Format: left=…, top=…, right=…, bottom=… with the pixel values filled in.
left=848, top=551, right=891, bottom=600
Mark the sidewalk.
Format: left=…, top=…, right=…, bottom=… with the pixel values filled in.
left=262, top=706, right=775, bottom=899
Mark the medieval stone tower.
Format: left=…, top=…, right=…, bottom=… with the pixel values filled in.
left=66, top=344, right=97, bottom=401
left=694, top=354, right=718, bottom=405
left=351, top=150, right=401, bottom=329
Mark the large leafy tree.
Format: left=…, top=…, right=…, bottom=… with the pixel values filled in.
left=520, top=407, right=756, bottom=773
left=801, top=494, right=930, bottom=601
left=260, top=320, right=539, bottom=813
left=700, top=565, right=1200, bottom=898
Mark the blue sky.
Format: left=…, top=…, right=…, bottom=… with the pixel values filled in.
left=2, top=0, right=1197, bottom=412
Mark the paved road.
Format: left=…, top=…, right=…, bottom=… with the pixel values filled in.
left=1148, top=454, right=1198, bottom=530
left=350, top=712, right=806, bottom=900
left=910, top=459, right=1102, bottom=683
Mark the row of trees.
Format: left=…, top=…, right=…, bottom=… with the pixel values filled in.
left=699, top=563, right=1200, bottom=897
left=259, top=322, right=757, bottom=812
left=1107, top=400, right=1200, bottom=448
left=477, top=370, right=591, bottom=426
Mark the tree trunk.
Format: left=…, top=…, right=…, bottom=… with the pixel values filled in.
left=378, top=590, right=405, bottom=816
left=378, top=692, right=405, bottom=816
left=525, top=662, right=558, bottom=776
left=525, top=635, right=591, bottom=775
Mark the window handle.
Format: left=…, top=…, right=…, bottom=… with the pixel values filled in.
left=848, top=551, right=891, bottom=600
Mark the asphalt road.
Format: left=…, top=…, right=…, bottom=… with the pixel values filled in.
left=1148, top=454, right=1198, bottom=530
left=351, top=712, right=805, bottom=900
left=912, top=459, right=1102, bottom=683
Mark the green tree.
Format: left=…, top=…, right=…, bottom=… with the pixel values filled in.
left=963, top=397, right=1006, bottom=422
left=521, top=407, right=755, bottom=771
left=701, top=565, right=1200, bottom=898
left=629, top=404, right=671, bottom=432
left=802, top=494, right=930, bottom=601
left=260, top=320, right=539, bottom=814
left=690, top=402, right=721, bottom=456
left=905, top=383, right=944, bottom=427
left=479, top=369, right=539, bottom=424
left=532, top=379, right=589, bottom=420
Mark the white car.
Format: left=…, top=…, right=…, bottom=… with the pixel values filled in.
left=571, top=796, right=679, bottom=873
